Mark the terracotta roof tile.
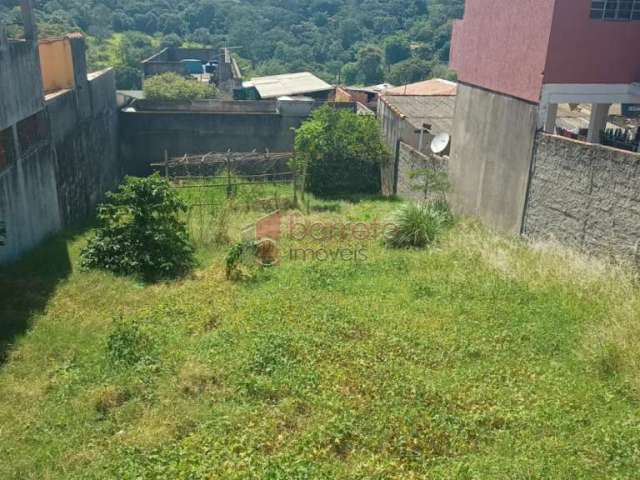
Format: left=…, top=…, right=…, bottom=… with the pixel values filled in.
left=384, top=79, right=457, bottom=97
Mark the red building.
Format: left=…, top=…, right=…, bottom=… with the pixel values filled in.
left=445, top=0, right=640, bottom=235
left=451, top=0, right=640, bottom=140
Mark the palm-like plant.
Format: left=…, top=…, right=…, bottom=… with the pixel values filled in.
left=385, top=201, right=452, bottom=249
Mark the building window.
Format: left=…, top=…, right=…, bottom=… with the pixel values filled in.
left=591, top=0, right=640, bottom=20
left=17, top=111, right=49, bottom=153
left=0, top=128, right=16, bottom=172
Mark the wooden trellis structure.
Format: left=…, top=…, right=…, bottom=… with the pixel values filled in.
left=150, top=149, right=299, bottom=207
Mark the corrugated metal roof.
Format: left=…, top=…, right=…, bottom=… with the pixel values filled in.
left=347, top=83, right=394, bottom=94
left=381, top=95, right=456, bottom=134
left=244, top=72, right=333, bottom=99
left=384, top=79, right=457, bottom=97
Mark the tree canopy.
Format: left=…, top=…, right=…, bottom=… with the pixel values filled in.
left=0, top=0, right=464, bottom=88
left=294, top=106, right=388, bottom=196
left=144, top=72, right=218, bottom=102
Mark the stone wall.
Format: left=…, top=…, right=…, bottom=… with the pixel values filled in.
left=448, top=83, right=538, bottom=234
left=523, top=133, right=640, bottom=259
left=396, top=142, right=449, bottom=201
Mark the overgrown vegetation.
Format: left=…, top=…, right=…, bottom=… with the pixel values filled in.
left=225, top=240, right=258, bottom=280
left=294, top=106, right=388, bottom=197
left=143, top=72, right=217, bottom=102
left=2, top=183, right=640, bottom=478
left=81, top=174, right=195, bottom=280
left=0, top=0, right=462, bottom=89
left=385, top=200, right=452, bottom=249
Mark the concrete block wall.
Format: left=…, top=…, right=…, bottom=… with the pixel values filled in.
left=120, top=108, right=317, bottom=177
left=0, top=39, right=44, bottom=130
left=134, top=99, right=279, bottom=113
left=0, top=145, right=62, bottom=264
left=48, top=69, right=120, bottom=226
left=378, top=98, right=414, bottom=195
left=0, top=68, right=120, bottom=264
left=396, top=142, right=449, bottom=201
left=523, top=133, right=640, bottom=259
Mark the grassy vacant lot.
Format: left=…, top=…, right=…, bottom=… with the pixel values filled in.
left=1, top=194, right=639, bottom=479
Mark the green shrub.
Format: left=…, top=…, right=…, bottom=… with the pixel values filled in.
left=385, top=201, right=452, bottom=249
left=106, top=317, right=155, bottom=368
left=293, top=106, right=388, bottom=197
left=81, top=175, right=195, bottom=280
left=225, top=240, right=258, bottom=280
left=144, top=72, right=217, bottom=102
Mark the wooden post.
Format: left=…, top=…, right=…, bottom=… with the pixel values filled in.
left=19, top=0, right=38, bottom=42
left=226, top=149, right=232, bottom=198
left=292, top=169, right=298, bottom=206
left=301, top=163, right=307, bottom=203
left=164, top=150, right=169, bottom=179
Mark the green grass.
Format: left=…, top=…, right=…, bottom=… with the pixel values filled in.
left=1, top=196, right=639, bottom=479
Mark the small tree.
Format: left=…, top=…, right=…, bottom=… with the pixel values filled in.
left=410, top=167, right=450, bottom=200
left=144, top=72, right=217, bottom=102
left=293, top=106, right=388, bottom=197
left=81, top=175, right=195, bottom=280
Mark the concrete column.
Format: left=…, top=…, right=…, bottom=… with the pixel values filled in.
left=544, top=103, right=558, bottom=133
left=19, top=0, right=38, bottom=42
left=587, top=103, right=610, bottom=144
left=0, top=23, right=8, bottom=52
left=537, top=101, right=558, bottom=132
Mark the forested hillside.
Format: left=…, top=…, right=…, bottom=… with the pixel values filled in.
left=0, top=0, right=464, bottom=89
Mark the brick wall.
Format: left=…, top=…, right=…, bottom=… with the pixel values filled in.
left=523, top=133, right=640, bottom=260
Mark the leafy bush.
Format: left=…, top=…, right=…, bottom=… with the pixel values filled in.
left=81, top=175, right=195, bottom=280
left=144, top=72, right=217, bottom=102
left=293, top=106, right=388, bottom=197
left=385, top=201, right=453, bottom=249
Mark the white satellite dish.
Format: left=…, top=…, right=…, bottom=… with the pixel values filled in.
left=430, top=133, right=451, bottom=156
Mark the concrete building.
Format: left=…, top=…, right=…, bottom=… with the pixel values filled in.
left=378, top=79, right=457, bottom=196
left=334, top=84, right=392, bottom=112
left=448, top=0, right=640, bottom=234
left=142, top=47, right=242, bottom=97
left=0, top=1, right=120, bottom=264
